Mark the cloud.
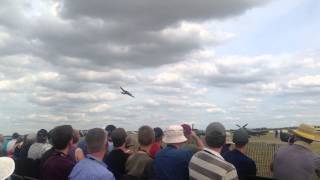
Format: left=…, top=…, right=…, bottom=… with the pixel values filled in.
left=288, top=75, right=320, bottom=88
left=89, top=104, right=112, bottom=113
left=0, top=0, right=264, bottom=69
left=2, top=0, right=320, bottom=134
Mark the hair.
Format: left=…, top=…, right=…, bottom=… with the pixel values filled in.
left=105, top=125, right=116, bottom=133
left=72, top=129, right=80, bottom=144
left=154, top=127, right=163, bottom=142
left=205, top=131, right=226, bottom=148
left=138, top=126, right=155, bottom=146
left=235, top=144, right=246, bottom=148
left=111, top=128, right=127, bottom=148
left=50, top=125, right=73, bottom=150
left=85, top=128, right=106, bottom=154
left=37, top=129, right=48, bottom=143
left=12, top=132, right=20, bottom=139
left=16, top=136, right=24, bottom=144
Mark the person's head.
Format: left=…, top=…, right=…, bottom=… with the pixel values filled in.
left=233, top=129, right=249, bottom=148
left=138, top=126, right=155, bottom=147
left=154, top=127, right=164, bottom=143
left=105, top=125, right=116, bottom=141
left=292, top=123, right=319, bottom=144
left=50, top=125, right=73, bottom=150
left=12, top=132, right=19, bottom=140
left=24, top=133, right=36, bottom=145
left=205, top=122, right=226, bottom=149
left=72, top=129, right=80, bottom=145
left=85, top=128, right=107, bottom=154
left=163, top=125, right=187, bottom=147
left=111, top=128, right=127, bottom=148
left=181, top=124, right=192, bottom=138
left=15, top=136, right=24, bottom=145
left=37, top=129, right=48, bottom=143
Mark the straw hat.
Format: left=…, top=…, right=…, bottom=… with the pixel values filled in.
left=163, top=125, right=187, bottom=144
left=292, top=123, right=320, bottom=142
left=0, top=157, right=15, bottom=180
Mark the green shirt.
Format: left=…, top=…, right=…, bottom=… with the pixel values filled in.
left=125, top=152, right=153, bottom=179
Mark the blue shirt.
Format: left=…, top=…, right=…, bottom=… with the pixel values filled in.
left=69, top=154, right=115, bottom=180
left=154, top=145, right=193, bottom=180
left=223, top=149, right=257, bottom=180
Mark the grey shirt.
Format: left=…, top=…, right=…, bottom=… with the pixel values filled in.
left=28, top=142, right=52, bottom=160
left=273, top=141, right=320, bottom=180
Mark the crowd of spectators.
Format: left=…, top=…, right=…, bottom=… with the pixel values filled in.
left=0, top=122, right=319, bottom=180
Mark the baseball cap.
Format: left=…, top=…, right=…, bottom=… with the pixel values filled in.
left=233, top=129, right=249, bottom=145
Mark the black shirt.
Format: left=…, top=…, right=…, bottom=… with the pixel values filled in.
left=223, top=149, right=257, bottom=180
left=104, top=149, right=130, bottom=180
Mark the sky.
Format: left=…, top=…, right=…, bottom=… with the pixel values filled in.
left=0, top=0, right=320, bottom=134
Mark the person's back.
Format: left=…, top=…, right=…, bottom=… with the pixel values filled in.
left=273, top=142, right=320, bottom=180
left=223, top=129, right=256, bottom=180
left=126, top=152, right=153, bottom=179
left=149, top=127, right=163, bottom=159
left=224, top=149, right=256, bottom=180
left=154, top=125, right=192, bottom=180
left=70, top=155, right=115, bottom=180
left=155, top=145, right=192, bottom=180
left=28, top=142, right=52, bottom=160
left=69, top=128, right=115, bottom=180
left=105, top=148, right=129, bottom=179
left=28, top=129, right=51, bottom=160
left=190, top=149, right=238, bottom=179
left=126, top=126, right=155, bottom=179
left=189, top=122, right=238, bottom=180
left=273, top=124, right=320, bottom=180
left=41, top=150, right=75, bottom=180
left=40, top=125, right=75, bottom=180
left=104, top=128, right=130, bottom=180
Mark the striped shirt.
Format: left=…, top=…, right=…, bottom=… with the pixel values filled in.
left=189, top=148, right=238, bottom=180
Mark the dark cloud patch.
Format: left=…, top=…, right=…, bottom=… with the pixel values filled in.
left=0, top=0, right=265, bottom=69
left=60, top=0, right=264, bottom=30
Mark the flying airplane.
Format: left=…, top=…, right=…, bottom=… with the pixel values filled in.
left=232, top=124, right=269, bottom=137
left=120, top=87, right=135, bottom=98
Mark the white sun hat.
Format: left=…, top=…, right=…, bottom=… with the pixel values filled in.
left=163, top=125, right=187, bottom=144
left=0, top=157, right=15, bottom=180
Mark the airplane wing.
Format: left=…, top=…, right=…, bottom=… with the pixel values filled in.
left=120, top=87, right=125, bottom=92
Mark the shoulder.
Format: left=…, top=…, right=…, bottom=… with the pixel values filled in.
left=192, top=150, right=235, bottom=171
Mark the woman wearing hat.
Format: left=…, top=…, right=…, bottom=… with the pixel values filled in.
left=272, top=123, right=320, bottom=180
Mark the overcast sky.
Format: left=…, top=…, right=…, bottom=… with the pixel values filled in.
left=1, top=0, right=320, bottom=134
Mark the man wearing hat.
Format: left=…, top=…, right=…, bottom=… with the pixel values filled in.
left=272, top=123, right=320, bottom=180
left=154, top=125, right=193, bottom=180
left=223, top=129, right=257, bottom=180
left=189, top=122, right=238, bottom=180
